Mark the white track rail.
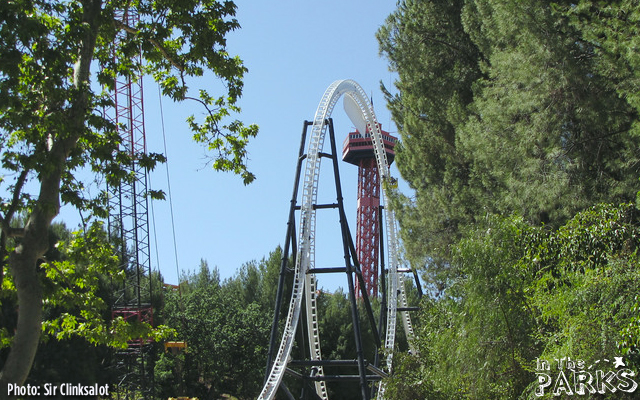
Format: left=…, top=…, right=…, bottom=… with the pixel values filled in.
left=258, top=79, right=414, bottom=400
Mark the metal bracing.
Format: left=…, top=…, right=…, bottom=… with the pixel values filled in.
left=106, top=8, right=154, bottom=399
left=263, top=119, right=375, bottom=400
left=354, top=158, right=380, bottom=299
left=327, top=119, right=372, bottom=400
left=107, top=8, right=151, bottom=308
left=259, top=80, right=416, bottom=400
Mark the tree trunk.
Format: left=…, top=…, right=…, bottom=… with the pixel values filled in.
left=0, top=241, right=46, bottom=396
left=0, top=126, right=70, bottom=397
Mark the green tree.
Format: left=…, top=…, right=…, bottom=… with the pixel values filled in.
left=377, top=0, right=482, bottom=286
left=315, top=289, right=381, bottom=400
left=23, top=226, right=118, bottom=391
left=407, top=216, right=538, bottom=399
left=159, top=258, right=275, bottom=399
left=1, top=221, right=170, bottom=395
left=378, top=0, right=640, bottom=288
left=0, top=0, right=257, bottom=392
left=378, top=1, right=640, bottom=398
left=225, top=246, right=284, bottom=313
left=557, top=0, right=640, bottom=115
left=384, top=205, right=640, bottom=399
left=459, top=0, right=638, bottom=222
left=525, top=204, right=640, bottom=399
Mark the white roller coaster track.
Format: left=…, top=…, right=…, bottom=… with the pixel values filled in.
left=258, top=79, right=415, bottom=400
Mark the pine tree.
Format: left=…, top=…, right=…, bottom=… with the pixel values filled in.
left=377, top=0, right=483, bottom=285
left=378, top=0, right=640, bottom=286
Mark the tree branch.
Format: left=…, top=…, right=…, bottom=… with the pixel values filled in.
left=113, top=19, right=185, bottom=74
left=0, top=169, right=29, bottom=238
left=183, top=95, right=226, bottom=135
left=45, top=261, right=74, bottom=290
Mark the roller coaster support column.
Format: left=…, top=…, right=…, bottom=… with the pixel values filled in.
left=263, top=118, right=383, bottom=399
left=264, top=121, right=310, bottom=386
left=327, top=119, right=370, bottom=400
left=375, top=207, right=386, bottom=370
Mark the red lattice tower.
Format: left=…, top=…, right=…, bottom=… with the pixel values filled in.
left=342, top=125, right=396, bottom=298
left=107, top=7, right=152, bottom=324
left=105, top=8, right=154, bottom=397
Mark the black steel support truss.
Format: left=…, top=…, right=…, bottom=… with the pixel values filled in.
left=265, top=119, right=386, bottom=400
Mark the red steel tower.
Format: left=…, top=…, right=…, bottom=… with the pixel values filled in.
left=108, top=8, right=153, bottom=331
left=342, top=125, right=396, bottom=298
left=106, top=9, right=154, bottom=397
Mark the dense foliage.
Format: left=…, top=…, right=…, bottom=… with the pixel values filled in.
left=379, top=0, right=640, bottom=279
left=156, top=258, right=273, bottom=399
left=1, top=222, right=171, bottom=394
left=378, top=1, right=640, bottom=398
left=384, top=206, right=640, bottom=399
left=154, top=249, right=383, bottom=400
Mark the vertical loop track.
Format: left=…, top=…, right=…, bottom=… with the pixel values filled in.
left=258, top=80, right=414, bottom=400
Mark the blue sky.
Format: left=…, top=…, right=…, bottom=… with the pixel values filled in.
left=60, top=1, right=403, bottom=291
